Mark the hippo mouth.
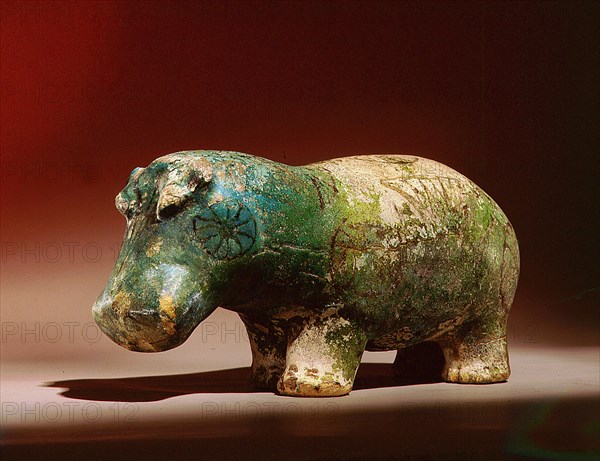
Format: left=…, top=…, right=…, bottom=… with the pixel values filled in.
left=93, top=307, right=192, bottom=352
left=92, top=292, right=199, bottom=352
left=120, top=334, right=177, bottom=353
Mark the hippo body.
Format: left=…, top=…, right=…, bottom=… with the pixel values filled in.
left=93, top=151, right=519, bottom=396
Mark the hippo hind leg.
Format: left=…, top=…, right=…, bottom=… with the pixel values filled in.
left=277, top=313, right=367, bottom=397
left=438, top=221, right=519, bottom=384
left=438, top=314, right=510, bottom=384
left=393, top=341, right=445, bottom=382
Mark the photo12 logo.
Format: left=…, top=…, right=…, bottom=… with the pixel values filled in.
left=1, top=321, right=103, bottom=345
left=1, top=401, right=139, bottom=424
left=1, top=241, right=124, bottom=264
left=201, top=400, right=339, bottom=422
left=0, top=320, right=252, bottom=345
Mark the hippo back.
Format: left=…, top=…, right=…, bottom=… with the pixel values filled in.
left=304, top=155, right=519, bottom=346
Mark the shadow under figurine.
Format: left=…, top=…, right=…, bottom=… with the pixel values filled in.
left=93, top=151, right=520, bottom=397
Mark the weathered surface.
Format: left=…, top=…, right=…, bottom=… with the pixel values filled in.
left=93, top=151, right=520, bottom=396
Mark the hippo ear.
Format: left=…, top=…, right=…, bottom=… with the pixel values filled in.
left=157, top=157, right=213, bottom=221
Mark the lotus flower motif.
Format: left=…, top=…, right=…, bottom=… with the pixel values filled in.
left=193, top=199, right=257, bottom=259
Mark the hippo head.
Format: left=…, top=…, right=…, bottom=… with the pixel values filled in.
left=92, top=152, right=258, bottom=352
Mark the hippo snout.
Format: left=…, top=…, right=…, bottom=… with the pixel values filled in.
left=92, top=264, right=203, bottom=352
left=93, top=294, right=171, bottom=352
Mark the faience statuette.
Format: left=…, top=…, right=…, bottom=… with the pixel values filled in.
left=93, top=151, right=519, bottom=397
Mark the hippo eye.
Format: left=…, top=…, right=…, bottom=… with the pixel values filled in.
left=157, top=202, right=181, bottom=221
left=193, top=199, right=257, bottom=260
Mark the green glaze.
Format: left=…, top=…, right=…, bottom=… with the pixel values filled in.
left=93, top=151, right=519, bottom=396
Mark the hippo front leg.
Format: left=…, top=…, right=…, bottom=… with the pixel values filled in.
left=277, top=313, right=367, bottom=397
left=239, top=314, right=287, bottom=391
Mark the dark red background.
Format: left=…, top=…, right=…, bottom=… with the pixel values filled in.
left=1, top=1, right=598, bottom=338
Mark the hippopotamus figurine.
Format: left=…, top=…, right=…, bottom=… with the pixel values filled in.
left=93, top=151, right=519, bottom=397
